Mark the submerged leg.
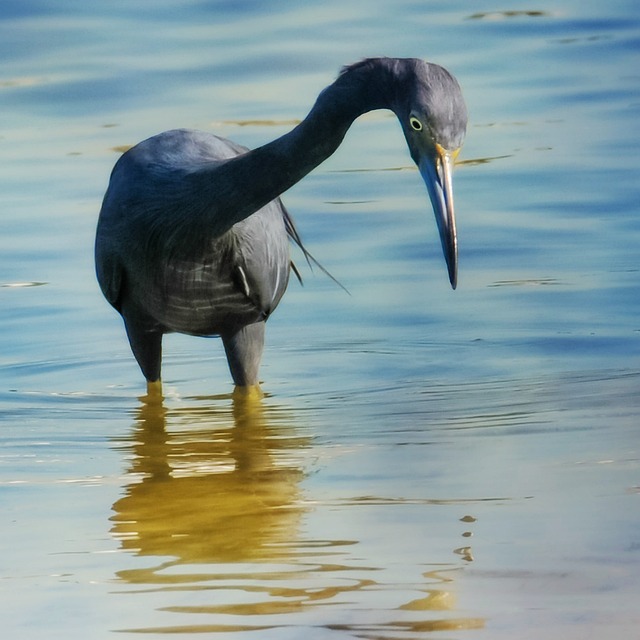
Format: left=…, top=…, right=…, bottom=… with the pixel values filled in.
left=221, top=321, right=265, bottom=387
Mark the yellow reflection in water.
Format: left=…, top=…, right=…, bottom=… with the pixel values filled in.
left=110, top=393, right=484, bottom=635
left=111, top=393, right=308, bottom=567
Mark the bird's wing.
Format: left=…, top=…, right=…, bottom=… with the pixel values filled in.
left=95, top=243, right=125, bottom=311
left=229, top=200, right=290, bottom=317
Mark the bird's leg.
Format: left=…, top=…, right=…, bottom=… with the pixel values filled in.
left=221, top=321, right=265, bottom=388
left=121, top=311, right=164, bottom=385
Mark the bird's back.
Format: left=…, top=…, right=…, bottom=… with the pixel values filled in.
left=95, top=129, right=291, bottom=337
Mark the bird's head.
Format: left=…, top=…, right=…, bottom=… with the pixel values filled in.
left=393, top=59, right=467, bottom=289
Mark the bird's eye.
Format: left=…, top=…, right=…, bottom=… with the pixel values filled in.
left=409, top=116, right=423, bottom=131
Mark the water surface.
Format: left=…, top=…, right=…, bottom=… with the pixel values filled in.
left=1, top=1, right=639, bottom=638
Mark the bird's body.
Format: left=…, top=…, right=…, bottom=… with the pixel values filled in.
left=96, top=129, right=293, bottom=385
left=95, top=58, right=467, bottom=391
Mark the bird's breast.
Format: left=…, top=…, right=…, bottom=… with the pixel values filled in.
left=150, top=257, right=258, bottom=336
left=146, top=226, right=290, bottom=337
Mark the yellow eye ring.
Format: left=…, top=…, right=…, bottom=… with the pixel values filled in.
left=409, top=116, right=423, bottom=131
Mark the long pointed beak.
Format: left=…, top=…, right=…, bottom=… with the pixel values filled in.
left=419, top=146, right=458, bottom=289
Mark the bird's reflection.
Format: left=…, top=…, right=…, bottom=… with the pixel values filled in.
left=111, top=391, right=309, bottom=571
left=110, top=392, right=484, bottom=634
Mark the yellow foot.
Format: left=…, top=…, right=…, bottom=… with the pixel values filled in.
left=232, top=384, right=264, bottom=423
left=232, top=384, right=264, bottom=403
left=142, top=379, right=164, bottom=405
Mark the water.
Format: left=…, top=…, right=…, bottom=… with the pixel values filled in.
left=1, top=1, right=639, bottom=637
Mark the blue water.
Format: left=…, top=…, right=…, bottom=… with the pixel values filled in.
left=1, top=1, right=639, bottom=638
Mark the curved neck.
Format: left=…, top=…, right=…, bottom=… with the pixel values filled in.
left=191, top=62, right=397, bottom=234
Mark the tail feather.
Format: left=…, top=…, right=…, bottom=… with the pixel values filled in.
left=282, top=206, right=350, bottom=294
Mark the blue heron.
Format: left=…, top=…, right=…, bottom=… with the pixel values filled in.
left=95, top=57, right=467, bottom=393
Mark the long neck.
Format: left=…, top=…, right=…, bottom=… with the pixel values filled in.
left=190, top=62, right=396, bottom=235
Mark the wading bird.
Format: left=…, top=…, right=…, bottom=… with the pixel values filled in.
left=95, top=57, right=467, bottom=394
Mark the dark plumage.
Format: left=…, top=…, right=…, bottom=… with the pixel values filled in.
left=95, top=57, right=467, bottom=390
